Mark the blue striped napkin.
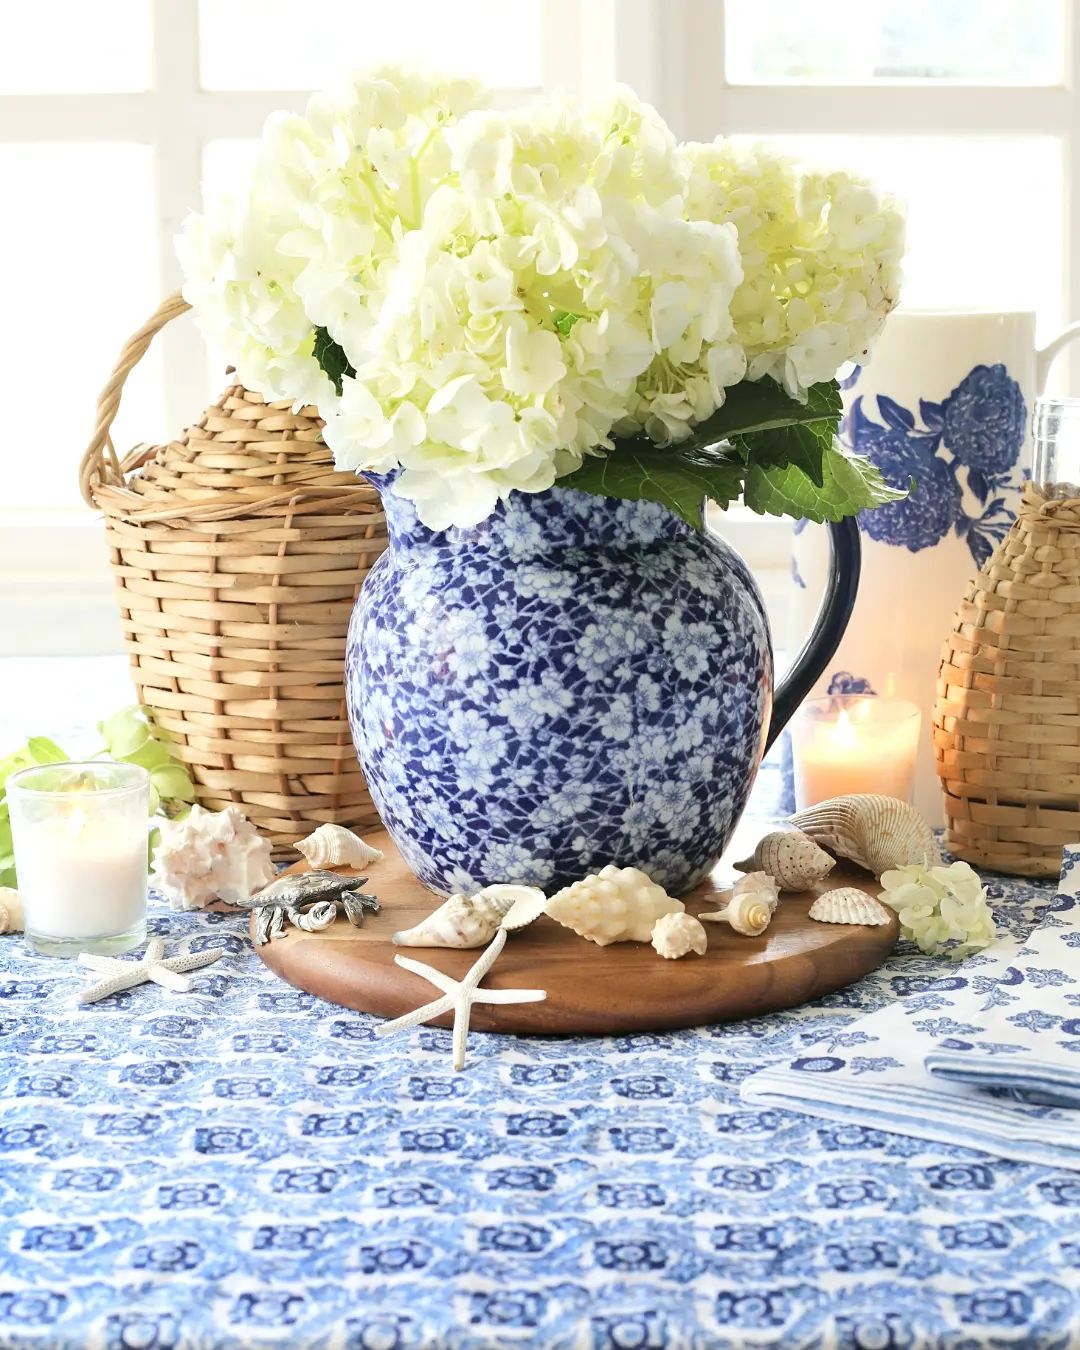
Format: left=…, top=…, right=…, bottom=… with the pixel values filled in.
left=742, top=847, right=1080, bottom=1170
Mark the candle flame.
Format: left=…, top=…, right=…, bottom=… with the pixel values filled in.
left=833, top=707, right=859, bottom=748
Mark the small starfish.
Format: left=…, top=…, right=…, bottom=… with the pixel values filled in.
left=374, top=927, right=546, bottom=1070
left=74, top=938, right=224, bottom=1005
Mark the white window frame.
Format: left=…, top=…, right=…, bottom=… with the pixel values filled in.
left=3, top=0, right=1077, bottom=652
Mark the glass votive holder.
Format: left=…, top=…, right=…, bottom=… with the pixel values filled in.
left=8, top=761, right=150, bottom=957
left=790, top=695, right=922, bottom=810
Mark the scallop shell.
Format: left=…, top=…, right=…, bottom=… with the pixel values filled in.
left=0, top=887, right=24, bottom=934
left=789, top=794, right=939, bottom=877
left=808, top=887, right=891, bottom=926
left=700, top=890, right=773, bottom=937
left=296, top=824, right=383, bottom=870
left=651, top=912, right=707, bottom=959
left=735, top=830, right=835, bottom=891
left=544, top=865, right=683, bottom=946
left=393, top=884, right=545, bottom=948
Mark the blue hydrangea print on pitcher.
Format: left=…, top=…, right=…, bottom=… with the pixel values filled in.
left=847, top=363, right=1026, bottom=568
left=347, top=476, right=856, bottom=895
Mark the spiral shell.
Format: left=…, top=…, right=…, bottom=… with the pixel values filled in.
left=545, top=866, right=683, bottom=946
left=296, top=824, right=383, bottom=870
left=393, top=884, right=545, bottom=948
left=789, top=794, right=939, bottom=877
left=0, top=887, right=24, bottom=934
left=733, top=871, right=781, bottom=911
left=700, top=890, right=773, bottom=937
left=651, top=912, right=707, bottom=959
left=735, top=830, right=835, bottom=891
left=808, top=887, right=891, bottom=926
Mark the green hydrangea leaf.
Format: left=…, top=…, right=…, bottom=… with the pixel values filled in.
left=122, top=739, right=173, bottom=772
left=0, top=866, right=15, bottom=889
left=151, top=764, right=197, bottom=803
left=562, top=443, right=745, bottom=529
left=27, top=737, right=67, bottom=765
left=313, top=327, right=356, bottom=396
left=98, top=707, right=151, bottom=758
left=669, top=377, right=841, bottom=459
left=743, top=446, right=908, bottom=523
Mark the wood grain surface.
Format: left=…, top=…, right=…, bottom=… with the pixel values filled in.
left=252, top=831, right=898, bottom=1035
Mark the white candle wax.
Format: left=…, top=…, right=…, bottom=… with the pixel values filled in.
left=793, top=698, right=921, bottom=810
left=16, top=812, right=147, bottom=941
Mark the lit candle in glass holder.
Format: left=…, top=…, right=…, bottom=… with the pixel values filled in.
left=790, top=695, right=922, bottom=809
left=8, top=762, right=150, bottom=957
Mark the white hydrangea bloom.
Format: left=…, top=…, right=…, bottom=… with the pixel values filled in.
left=685, top=142, right=904, bottom=400
left=879, top=860, right=997, bottom=958
left=178, top=67, right=904, bottom=529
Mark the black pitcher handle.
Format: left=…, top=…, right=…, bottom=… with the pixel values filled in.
left=765, top=517, right=861, bottom=751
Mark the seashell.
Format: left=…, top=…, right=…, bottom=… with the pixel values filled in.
left=150, top=805, right=276, bottom=910
left=498, top=887, right=549, bottom=931
left=735, top=830, right=835, bottom=891
left=732, top=871, right=781, bottom=912
left=651, top=911, right=707, bottom=959
left=789, top=794, right=940, bottom=877
left=808, top=887, right=891, bottom=926
left=393, top=884, right=545, bottom=948
left=545, top=865, right=683, bottom=946
left=0, top=887, right=24, bottom=934
left=700, top=890, right=773, bottom=937
left=296, top=823, right=383, bottom=870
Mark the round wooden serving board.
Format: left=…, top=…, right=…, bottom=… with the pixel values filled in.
left=253, top=831, right=898, bottom=1035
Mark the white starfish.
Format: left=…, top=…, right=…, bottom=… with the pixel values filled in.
left=374, top=927, right=546, bottom=1070
left=74, top=937, right=224, bottom=1005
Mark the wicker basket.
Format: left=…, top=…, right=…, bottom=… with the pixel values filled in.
left=934, top=484, right=1080, bottom=876
left=79, top=292, right=388, bottom=855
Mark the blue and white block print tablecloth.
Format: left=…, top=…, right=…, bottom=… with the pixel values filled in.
left=1, top=860, right=1079, bottom=1346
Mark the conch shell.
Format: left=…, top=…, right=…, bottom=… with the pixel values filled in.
left=393, top=884, right=546, bottom=948
left=808, top=887, right=891, bottom=926
left=545, top=865, right=683, bottom=946
left=651, top=911, right=707, bottom=959
left=0, top=887, right=24, bottom=934
left=789, top=794, right=939, bottom=877
left=296, top=823, right=383, bottom=869
left=151, top=805, right=275, bottom=910
left=736, top=830, right=835, bottom=891
left=700, top=890, right=773, bottom=937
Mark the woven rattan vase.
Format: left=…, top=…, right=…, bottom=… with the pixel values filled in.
left=79, top=292, right=387, bottom=855
left=934, top=484, right=1080, bottom=876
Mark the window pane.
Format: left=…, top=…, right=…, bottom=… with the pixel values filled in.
left=1, top=145, right=161, bottom=509
left=746, top=135, right=1064, bottom=326
left=202, top=139, right=261, bottom=204
left=198, top=0, right=544, bottom=91
left=0, top=2, right=150, bottom=93
left=725, top=0, right=1064, bottom=84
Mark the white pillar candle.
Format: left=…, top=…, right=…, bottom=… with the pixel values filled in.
left=791, top=696, right=922, bottom=810
left=8, top=762, right=150, bottom=956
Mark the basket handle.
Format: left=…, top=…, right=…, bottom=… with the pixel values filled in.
left=79, top=290, right=192, bottom=507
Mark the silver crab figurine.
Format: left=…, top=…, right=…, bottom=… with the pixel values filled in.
left=236, top=871, right=380, bottom=945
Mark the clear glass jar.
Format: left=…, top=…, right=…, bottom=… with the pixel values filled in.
left=1032, top=396, right=1080, bottom=498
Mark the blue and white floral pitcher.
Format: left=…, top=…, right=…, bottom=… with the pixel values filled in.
left=349, top=477, right=858, bottom=896
left=792, top=309, right=1080, bottom=823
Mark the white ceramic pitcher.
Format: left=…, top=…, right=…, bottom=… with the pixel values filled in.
left=791, top=309, right=1080, bottom=824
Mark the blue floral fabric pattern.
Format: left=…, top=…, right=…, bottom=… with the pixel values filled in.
left=1, top=826, right=1078, bottom=1346
left=347, top=482, right=772, bottom=896
left=841, top=363, right=1028, bottom=566
left=745, top=852, right=1080, bottom=1169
